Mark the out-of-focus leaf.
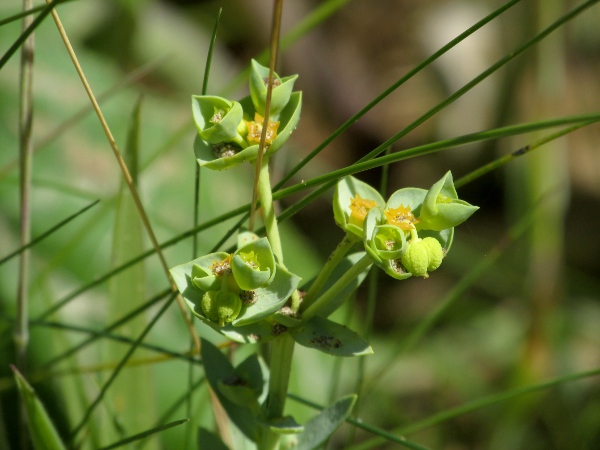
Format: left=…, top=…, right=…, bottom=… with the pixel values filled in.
left=197, top=427, right=230, bottom=450
left=107, top=97, right=157, bottom=447
left=201, top=339, right=261, bottom=442
left=294, top=395, right=356, bottom=450
left=11, top=365, right=66, bottom=450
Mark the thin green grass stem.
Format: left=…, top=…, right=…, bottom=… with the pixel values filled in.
left=454, top=120, right=597, bottom=189
left=69, top=293, right=177, bottom=441
left=364, top=196, right=542, bottom=396
left=16, top=2, right=35, bottom=447
left=0, top=200, right=99, bottom=266
left=356, top=0, right=600, bottom=167
left=41, top=288, right=171, bottom=369
left=274, top=0, right=523, bottom=189
left=303, top=234, right=357, bottom=306
left=275, top=112, right=600, bottom=201
left=0, top=0, right=69, bottom=71
left=288, top=394, right=433, bottom=450
left=0, top=0, right=77, bottom=27
left=137, top=377, right=205, bottom=450
left=348, top=148, right=391, bottom=445
left=348, top=367, right=600, bottom=450
left=301, top=255, right=372, bottom=322
left=97, top=418, right=189, bottom=450
left=0, top=57, right=168, bottom=179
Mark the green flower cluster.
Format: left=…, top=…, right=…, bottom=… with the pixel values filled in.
left=192, top=60, right=302, bottom=170
left=333, top=172, right=478, bottom=279
left=170, top=233, right=301, bottom=328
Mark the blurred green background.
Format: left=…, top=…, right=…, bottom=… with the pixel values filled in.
left=1, top=0, right=600, bottom=449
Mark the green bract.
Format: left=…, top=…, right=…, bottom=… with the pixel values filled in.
left=194, top=92, right=302, bottom=170
left=191, top=95, right=246, bottom=146
left=333, top=176, right=385, bottom=238
left=418, top=171, right=479, bottom=231
left=231, top=237, right=276, bottom=291
left=249, top=59, right=298, bottom=120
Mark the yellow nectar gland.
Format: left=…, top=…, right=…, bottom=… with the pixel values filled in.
left=246, top=113, right=280, bottom=144
left=349, top=195, right=377, bottom=227
left=211, top=254, right=232, bottom=276
left=384, top=204, right=419, bottom=231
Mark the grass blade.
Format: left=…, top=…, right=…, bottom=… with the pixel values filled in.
left=11, top=365, right=67, bottom=450
left=0, top=0, right=68, bottom=70
left=97, top=418, right=189, bottom=450
left=0, top=200, right=99, bottom=266
left=68, top=293, right=176, bottom=442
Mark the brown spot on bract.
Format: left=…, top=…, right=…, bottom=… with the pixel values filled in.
left=311, top=335, right=342, bottom=350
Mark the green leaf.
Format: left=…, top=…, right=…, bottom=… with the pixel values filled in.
left=107, top=97, right=157, bottom=444
left=194, top=92, right=302, bottom=170
left=200, top=339, right=261, bottom=442
left=217, top=353, right=264, bottom=409
left=290, top=316, right=373, bottom=357
left=418, top=171, right=479, bottom=231
left=11, top=366, right=67, bottom=450
left=294, top=395, right=357, bottom=450
left=333, top=176, right=385, bottom=238
left=249, top=59, right=298, bottom=119
left=197, top=427, right=230, bottom=450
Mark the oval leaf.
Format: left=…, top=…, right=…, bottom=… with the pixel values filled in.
left=290, top=316, right=373, bottom=357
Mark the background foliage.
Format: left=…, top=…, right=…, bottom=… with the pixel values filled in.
left=1, top=0, right=600, bottom=448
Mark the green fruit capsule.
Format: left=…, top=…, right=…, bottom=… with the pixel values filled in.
left=422, top=237, right=444, bottom=271
left=201, top=290, right=242, bottom=327
left=400, top=239, right=429, bottom=278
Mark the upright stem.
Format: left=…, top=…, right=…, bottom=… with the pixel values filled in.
left=257, top=155, right=284, bottom=261
left=16, top=0, right=35, bottom=372
left=16, top=1, right=34, bottom=448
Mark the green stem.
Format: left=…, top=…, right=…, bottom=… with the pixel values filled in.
left=301, top=255, right=372, bottom=323
left=303, top=234, right=357, bottom=307
left=257, top=155, right=284, bottom=262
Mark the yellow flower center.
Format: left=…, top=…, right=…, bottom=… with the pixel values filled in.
left=246, top=113, right=280, bottom=144
left=384, top=205, right=419, bottom=231
left=349, top=195, right=377, bottom=227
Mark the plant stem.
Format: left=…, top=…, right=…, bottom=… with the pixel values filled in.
left=16, top=2, right=34, bottom=449
left=262, top=333, right=295, bottom=450
left=301, top=255, right=372, bottom=323
left=257, top=155, right=284, bottom=261
left=303, top=234, right=357, bottom=306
